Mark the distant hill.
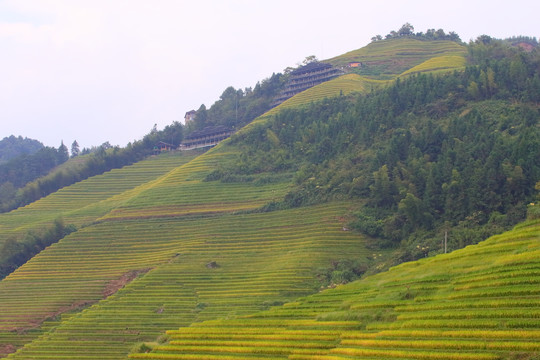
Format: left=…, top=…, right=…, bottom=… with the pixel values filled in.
left=0, top=135, right=43, bottom=164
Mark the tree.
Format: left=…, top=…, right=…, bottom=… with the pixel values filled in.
left=71, top=140, right=80, bottom=157
left=0, top=182, right=16, bottom=204
left=475, top=35, right=493, bottom=45
left=194, top=104, right=208, bottom=129
left=100, top=141, right=112, bottom=150
left=448, top=31, right=461, bottom=42
left=435, top=29, right=446, bottom=39
left=370, top=165, right=397, bottom=207
left=467, top=81, right=480, bottom=99
left=57, top=141, right=69, bottom=163
left=399, top=192, right=431, bottom=229
left=302, top=55, right=318, bottom=65
left=161, top=121, right=184, bottom=146
left=398, top=23, right=414, bottom=37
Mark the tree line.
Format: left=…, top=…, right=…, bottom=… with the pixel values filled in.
left=188, top=73, right=285, bottom=133
left=0, top=218, right=76, bottom=279
left=371, top=23, right=461, bottom=43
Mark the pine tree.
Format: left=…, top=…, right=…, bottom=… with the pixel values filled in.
left=71, top=140, right=80, bottom=157
left=57, top=141, right=69, bottom=164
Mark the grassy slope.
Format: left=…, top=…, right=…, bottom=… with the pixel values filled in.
left=131, top=218, right=540, bottom=360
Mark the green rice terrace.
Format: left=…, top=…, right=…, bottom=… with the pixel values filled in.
left=0, top=137, right=377, bottom=359
left=0, top=151, right=199, bottom=241
left=327, top=38, right=467, bottom=78
left=132, top=218, right=540, bottom=360
left=263, top=74, right=384, bottom=118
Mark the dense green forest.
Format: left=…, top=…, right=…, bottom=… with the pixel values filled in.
left=211, top=37, right=540, bottom=265
left=0, top=136, right=43, bottom=164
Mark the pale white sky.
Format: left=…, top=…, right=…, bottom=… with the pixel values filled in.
left=0, top=0, right=538, bottom=149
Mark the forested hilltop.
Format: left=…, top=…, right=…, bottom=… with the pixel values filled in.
left=210, top=35, right=540, bottom=265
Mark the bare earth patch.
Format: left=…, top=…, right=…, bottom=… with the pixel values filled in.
left=103, top=268, right=152, bottom=299
left=0, top=344, right=16, bottom=357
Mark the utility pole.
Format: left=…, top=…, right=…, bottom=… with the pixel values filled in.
left=444, top=230, right=448, bottom=254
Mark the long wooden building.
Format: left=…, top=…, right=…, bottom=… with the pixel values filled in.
left=179, top=125, right=234, bottom=150
left=272, top=62, right=344, bottom=107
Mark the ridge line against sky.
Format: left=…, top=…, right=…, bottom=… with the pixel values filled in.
left=1, top=0, right=538, bottom=149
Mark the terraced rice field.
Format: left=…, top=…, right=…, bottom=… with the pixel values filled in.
left=134, top=219, right=540, bottom=360
left=264, top=74, right=383, bottom=118
left=100, top=150, right=291, bottom=221
left=1, top=202, right=370, bottom=359
left=0, top=136, right=372, bottom=358
left=327, top=38, right=467, bottom=77
left=400, top=55, right=467, bottom=76
left=0, top=151, right=198, bottom=242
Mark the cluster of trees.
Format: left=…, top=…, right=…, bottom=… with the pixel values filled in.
left=211, top=38, right=540, bottom=263
left=371, top=23, right=461, bottom=43
left=188, top=73, right=285, bottom=133
left=0, top=135, right=44, bottom=164
left=316, top=259, right=368, bottom=288
left=0, top=218, right=76, bottom=279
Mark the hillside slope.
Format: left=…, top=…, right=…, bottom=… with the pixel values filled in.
left=0, top=35, right=538, bottom=360
left=132, top=217, right=540, bottom=360
left=0, top=140, right=375, bottom=359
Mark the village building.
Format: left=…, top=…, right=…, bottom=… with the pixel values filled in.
left=179, top=125, right=234, bottom=150
left=153, top=141, right=176, bottom=154
left=184, top=110, right=196, bottom=124
left=272, top=61, right=344, bottom=107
